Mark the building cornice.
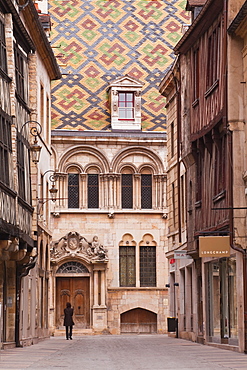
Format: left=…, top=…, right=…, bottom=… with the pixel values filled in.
left=19, top=0, right=61, bottom=80
left=174, top=0, right=223, bottom=55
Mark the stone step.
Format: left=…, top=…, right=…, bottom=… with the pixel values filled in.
left=53, top=328, right=94, bottom=337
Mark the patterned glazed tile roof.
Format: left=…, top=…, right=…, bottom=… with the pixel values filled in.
left=49, top=0, right=190, bottom=131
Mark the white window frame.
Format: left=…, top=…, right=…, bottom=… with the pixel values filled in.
left=108, top=75, right=143, bottom=130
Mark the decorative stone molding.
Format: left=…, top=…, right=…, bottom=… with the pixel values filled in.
left=51, top=231, right=108, bottom=263
left=108, top=75, right=144, bottom=130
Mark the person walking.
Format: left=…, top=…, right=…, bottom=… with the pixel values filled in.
left=64, top=302, right=74, bottom=340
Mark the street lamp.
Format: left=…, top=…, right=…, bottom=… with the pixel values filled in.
left=37, top=170, right=59, bottom=215
left=19, top=121, right=42, bottom=164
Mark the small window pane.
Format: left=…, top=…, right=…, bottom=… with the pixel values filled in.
left=126, top=93, right=133, bottom=101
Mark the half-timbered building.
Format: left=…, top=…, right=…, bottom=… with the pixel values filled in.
left=0, top=0, right=60, bottom=348
left=160, top=0, right=247, bottom=353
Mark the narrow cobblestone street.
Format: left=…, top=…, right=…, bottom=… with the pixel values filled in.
left=1, top=335, right=247, bottom=370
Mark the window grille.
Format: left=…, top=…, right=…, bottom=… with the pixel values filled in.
left=68, top=173, right=79, bottom=208
left=0, top=18, right=7, bottom=73
left=0, top=111, right=12, bottom=186
left=122, top=174, right=133, bottom=209
left=119, top=246, right=136, bottom=287
left=57, top=261, right=89, bottom=274
left=141, top=174, right=152, bottom=209
left=140, top=246, right=156, bottom=287
left=88, top=174, right=99, bottom=208
left=119, top=92, right=134, bottom=119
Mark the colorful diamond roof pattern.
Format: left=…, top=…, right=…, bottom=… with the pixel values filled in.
left=49, top=0, right=189, bottom=131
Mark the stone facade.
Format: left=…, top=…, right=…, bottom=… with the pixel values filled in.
left=50, top=131, right=168, bottom=334
left=47, top=0, right=190, bottom=335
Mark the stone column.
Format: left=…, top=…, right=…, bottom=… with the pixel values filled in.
left=108, top=175, right=114, bottom=209
left=93, top=270, right=99, bottom=307
left=92, top=264, right=108, bottom=333
left=154, top=175, right=159, bottom=209
left=80, top=174, right=87, bottom=208
left=134, top=173, right=141, bottom=209
left=100, top=270, right=106, bottom=307
left=116, top=174, right=121, bottom=209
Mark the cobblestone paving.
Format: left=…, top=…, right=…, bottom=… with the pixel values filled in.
left=1, top=335, right=247, bottom=370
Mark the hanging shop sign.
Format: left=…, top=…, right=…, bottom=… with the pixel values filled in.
left=174, top=250, right=193, bottom=259
left=199, top=236, right=230, bottom=257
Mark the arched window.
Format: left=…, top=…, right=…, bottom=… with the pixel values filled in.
left=87, top=167, right=99, bottom=208
left=141, top=169, right=152, bottom=209
left=119, top=234, right=136, bottom=287
left=121, top=168, right=133, bottom=209
left=68, top=167, right=80, bottom=208
left=140, top=234, right=156, bottom=287
left=57, top=261, right=89, bottom=274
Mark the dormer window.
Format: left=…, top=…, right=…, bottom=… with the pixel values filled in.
left=119, top=92, right=134, bottom=120
left=108, top=75, right=144, bottom=130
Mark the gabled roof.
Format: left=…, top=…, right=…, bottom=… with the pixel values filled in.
left=108, top=74, right=144, bottom=88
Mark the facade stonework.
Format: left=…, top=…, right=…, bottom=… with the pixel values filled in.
left=50, top=131, right=168, bottom=334
left=47, top=0, right=190, bottom=335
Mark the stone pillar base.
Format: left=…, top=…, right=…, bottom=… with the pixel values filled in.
left=92, top=306, right=107, bottom=332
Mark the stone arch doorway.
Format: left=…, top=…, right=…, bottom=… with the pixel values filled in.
left=56, top=261, right=90, bottom=329
left=120, top=308, right=157, bottom=334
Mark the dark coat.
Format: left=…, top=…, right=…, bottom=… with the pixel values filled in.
left=63, top=307, right=74, bottom=326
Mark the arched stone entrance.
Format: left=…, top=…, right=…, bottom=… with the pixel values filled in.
left=120, top=308, right=157, bottom=334
left=56, top=261, right=90, bottom=328
left=51, top=232, right=109, bottom=333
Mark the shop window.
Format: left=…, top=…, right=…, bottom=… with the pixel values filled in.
left=207, top=258, right=237, bottom=344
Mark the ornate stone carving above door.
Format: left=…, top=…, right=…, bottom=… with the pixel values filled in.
left=51, top=231, right=108, bottom=264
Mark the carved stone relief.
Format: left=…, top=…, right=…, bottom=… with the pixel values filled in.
left=51, top=231, right=108, bottom=263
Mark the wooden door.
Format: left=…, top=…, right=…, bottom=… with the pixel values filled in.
left=121, top=308, right=157, bottom=333
left=56, top=277, right=90, bottom=328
